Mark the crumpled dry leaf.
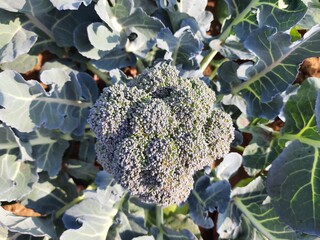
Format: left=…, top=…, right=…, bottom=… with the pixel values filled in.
left=2, top=203, right=42, bottom=217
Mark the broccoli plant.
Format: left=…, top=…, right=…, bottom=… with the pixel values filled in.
left=88, top=62, right=234, bottom=206
left=0, top=0, right=320, bottom=240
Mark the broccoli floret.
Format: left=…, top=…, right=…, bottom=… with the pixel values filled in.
left=88, top=62, right=234, bottom=206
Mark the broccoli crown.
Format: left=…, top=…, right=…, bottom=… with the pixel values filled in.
left=88, top=62, right=234, bottom=206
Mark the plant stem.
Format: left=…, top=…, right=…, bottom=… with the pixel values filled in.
left=86, top=63, right=113, bottom=86
left=208, top=58, right=229, bottom=80
left=200, top=0, right=259, bottom=73
left=234, top=145, right=245, bottom=153
left=136, top=58, right=146, bottom=73
left=156, top=205, right=164, bottom=240
left=200, top=50, right=218, bottom=73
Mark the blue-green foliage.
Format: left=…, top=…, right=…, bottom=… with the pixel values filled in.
left=0, top=0, right=320, bottom=239
left=187, top=176, right=231, bottom=228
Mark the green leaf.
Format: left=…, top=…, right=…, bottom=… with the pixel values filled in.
left=281, top=78, right=320, bottom=140
left=0, top=69, right=97, bottom=134
left=61, top=172, right=125, bottom=240
left=0, top=0, right=53, bottom=14
left=0, top=125, right=39, bottom=201
left=65, top=159, right=98, bottom=181
left=51, top=4, right=99, bottom=47
left=236, top=26, right=320, bottom=102
left=176, top=0, right=213, bottom=33
left=0, top=207, right=56, bottom=239
left=49, top=0, right=92, bottom=10
left=94, top=0, right=133, bottom=31
left=226, top=25, right=320, bottom=119
left=151, top=226, right=197, bottom=240
left=0, top=53, right=38, bottom=73
left=73, top=22, right=104, bottom=59
left=187, top=176, right=231, bottom=228
left=91, top=47, right=136, bottom=71
left=0, top=154, right=38, bottom=202
left=87, top=22, right=120, bottom=51
left=106, top=209, right=148, bottom=240
left=32, top=139, right=69, bottom=177
left=132, top=237, right=155, bottom=240
left=0, top=10, right=37, bottom=64
left=21, top=172, right=78, bottom=215
left=267, top=141, right=320, bottom=235
left=95, top=1, right=163, bottom=55
left=242, top=126, right=284, bottom=176
left=267, top=78, right=320, bottom=235
left=298, top=0, right=320, bottom=29
left=215, top=152, right=243, bottom=180
left=16, top=128, right=69, bottom=177
left=0, top=125, right=33, bottom=162
left=221, top=0, right=307, bottom=42
left=316, top=91, right=320, bottom=132
left=156, top=27, right=202, bottom=69
left=165, top=214, right=201, bottom=239
left=218, top=177, right=297, bottom=239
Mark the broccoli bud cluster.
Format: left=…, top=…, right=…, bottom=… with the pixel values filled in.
left=88, top=63, right=234, bottom=206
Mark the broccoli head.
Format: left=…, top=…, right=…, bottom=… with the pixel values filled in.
left=88, top=62, right=234, bottom=206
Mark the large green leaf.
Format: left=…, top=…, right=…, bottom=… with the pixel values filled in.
left=94, top=0, right=163, bottom=56
left=0, top=154, right=38, bottom=202
left=0, top=69, right=97, bottom=135
left=0, top=207, right=56, bottom=239
left=94, top=0, right=133, bottom=31
left=267, top=141, right=320, bottom=235
left=156, top=27, right=203, bottom=69
left=21, top=172, right=78, bottom=215
left=14, top=128, right=70, bottom=177
left=106, top=198, right=148, bottom=240
left=267, top=78, right=320, bottom=235
left=239, top=25, right=320, bottom=102
left=218, top=177, right=297, bottom=239
left=215, top=152, right=243, bottom=180
left=61, top=172, right=125, bottom=240
left=0, top=53, right=38, bottom=73
left=65, top=159, right=99, bottom=181
left=242, top=126, right=285, bottom=176
left=187, top=176, right=231, bottom=228
left=0, top=10, right=37, bottom=64
left=73, top=22, right=104, bottom=59
left=220, top=0, right=306, bottom=42
left=226, top=25, right=320, bottom=119
left=281, top=78, right=320, bottom=139
left=0, top=125, right=33, bottom=162
left=0, top=125, right=37, bottom=201
left=51, top=4, right=99, bottom=47
left=298, top=0, right=320, bottom=29
left=0, top=0, right=53, bottom=14
left=151, top=226, right=197, bottom=240
left=87, top=22, right=120, bottom=51
left=316, top=91, right=320, bottom=132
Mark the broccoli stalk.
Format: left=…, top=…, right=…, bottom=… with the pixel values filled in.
left=88, top=62, right=234, bottom=206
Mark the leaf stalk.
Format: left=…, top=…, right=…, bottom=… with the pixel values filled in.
left=156, top=205, right=164, bottom=240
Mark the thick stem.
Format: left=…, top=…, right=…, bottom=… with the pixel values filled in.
left=86, top=63, right=113, bottom=86
left=208, top=58, right=229, bottom=80
left=156, top=205, right=164, bottom=240
left=200, top=50, right=218, bottom=73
